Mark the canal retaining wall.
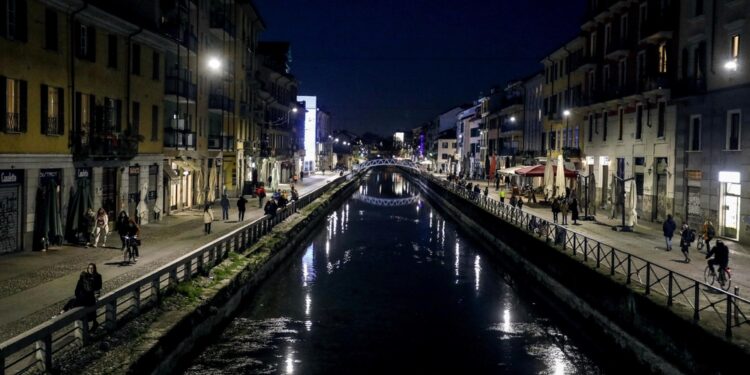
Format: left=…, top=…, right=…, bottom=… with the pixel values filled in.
left=74, top=174, right=363, bottom=375
left=411, top=174, right=749, bottom=375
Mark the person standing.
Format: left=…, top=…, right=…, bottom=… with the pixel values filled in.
left=84, top=208, right=96, bottom=247
left=509, top=195, right=517, bottom=208
left=290, top=185, right=299, bottom=201
left=58, top=263, right=102, bottom=330
left=256, top=184, right=266, bottom=208
left=237, top=195, right=247, bottom=221
left=495, top=174, right=500, bottom=191
left=499, top=189, right=505, bottom=204
left=203, top=205, right=214, bottom=235
left=267, top=175, right=273, bottom=188
left=116, top=211, right=130, bottom=251
left=220, top=194, right=230, bottom=220
left=126, top=218, right=141, bottom=261
left=662, top=214, right=677, bottom=251
left=560, top=198, right=569, bottom=225
left=702, top=220, right=715, bottom=252
left=517, top=196, right=523, bottom=210
left=483, top=186, right=489, bottom=200
left=551, top=198, right=560, bottom=223
left=680, top=223, right=694, bottom=263
left=92, top=208, right=109, bottom=248
left=570, top=197, right=579, bottom=225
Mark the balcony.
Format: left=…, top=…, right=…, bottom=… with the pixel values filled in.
left=209, top=12, right=236, bottom=39
left=604, top=38, right=634, bottom=60
left=638, top=73, right=671, bottom=93
left=208, top=94, right=235, bottom=113
left=639, top=11, right=677, bottom=44
left=4, top=112, right=21, bottom=132
left=574, top=54, right=598, bottom=73
left=164, top=128, right=196, bottom=149
left=208, top=135, right=235, bottom=151
left=163, top=24, right=198, bottom=53
left=73, top=130, right=139, bottom=160
left=165, top=76, right=197, bottom=102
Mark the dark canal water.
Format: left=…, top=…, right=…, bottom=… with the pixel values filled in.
left=184, top=171, right=615, bottom=374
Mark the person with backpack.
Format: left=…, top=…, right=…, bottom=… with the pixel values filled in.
left=702, top=220, right=715, bottom=252
left=662, top=214, right=677, bottom=251
left=680, top=223, right=695, bottom=263
left=256, top=184, right=266, bottom=208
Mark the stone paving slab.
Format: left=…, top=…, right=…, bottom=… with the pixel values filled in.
left=438, top=175, right=750, bottom=296
left=0, top=175, right=332, bottom=341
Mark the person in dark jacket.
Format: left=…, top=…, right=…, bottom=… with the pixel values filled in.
left=220, top=194, right=230, bottom=220
left=115, top=211, right=130, bottom=251
left=264, top=199, right=278, bottom=216
left=551, top=198, right=560, bottom=223
left=237, top=195, right=247, bottom=221
left=680, top=223, right=694, bottom=263
left=570, top=197, right=579, bottom=225
left=706, top=240, right=730, bottom=276
left=662, top=214, right=677, bottom=251
left=59, top=263, right=102, bottom=330
left=126, top=218, right=141, bottom=260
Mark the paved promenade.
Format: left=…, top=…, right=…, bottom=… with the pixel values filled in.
left=0, top=174, right=333, bottom=341
left=438, top=175, right=750, bottom=296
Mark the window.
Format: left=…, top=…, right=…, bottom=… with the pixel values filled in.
left=726, top=110, right=741, bottom=150
left=636, top=51, right=646, bottom=81
left=694, top=0, right=704, bottom=16
left=588, top=114, right=594, bottom=142
left=638, top=3, right=648, bottom=40
left=41, top=85, right=64, bottom=135
left=74, top=23, right=96, bottom=61
left=657, top=101, right=666, bottom=138
left=590, top=31, right=598, bottom=56
left=618, top=107, right=624, bottom=141
left=132, top=43, right=141, bottom=75
left=442, top=142, right=448, bottom=148
left=152, top=52, right=160, bottom=80
left=104, top=97, right=122, bottom=131
left=602, top=110, right=608, bottom=141
left=618, top=58, right=627, bottom=87
left=587, top=70, right=596, bottom=96
left=150, top=105, right=159, bottom=141
left=604, top=23, right=612, bottom=53
left=620, top=14, right=628, bottom=41
left=2, top=78, right=27, bottom=132
left=132, top=101, right=140, bottom=136
left=689, top=115, right=701, bottom=151
left=44, top=8, right=57, bottom=50
left=2, top=0, right=27, bottom=41
left=636, top=104, right=643, bottom=139
left=603, top=65, right=610, bottom=92
left=452, top=142, right=457, bottom=148
left=107, top=34, right=117, bottom=68
left=693, top=42, right=706, bottom=80
left=658, top=43, right=668, bottom=73
left=731, top=34, right=741, bottom=60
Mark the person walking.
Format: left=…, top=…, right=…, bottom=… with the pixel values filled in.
left=57, top=263, right=102, bottom=330
left=220, top=194, right=230, bottom=220
left=662, top=214, right=677, bottom=251
left=509, top=195, right=517, bottom=208
left=560, top=198, right=569, bottom=225
left=237, top=195, right=247, bottom=221
left=290, top=185, right=299, bottom=201
left=267, top=175, right=273, bottom=188
left=495, top=174, right=500, bottom=191
left=125, top=218, right=141, bottom=262
left=551, top=198, right=560, bottom=223
left=116, top=211, right=130, bottom=251
left=517, top=196, right=523, bottom=210
left=91, top=208, right=109, bottom=248
left=256, top=184, right=266, bottom=208
left=702, top=220, right=715, bottom=252
left=499, top=189, right=506, bottom=204
left=84, top=208, right=96, bottom=247
left=203, top=205, right=215, bottom=235
left=570, top=197, right=579, bottom=225
left=680, top=223, right=694, bottom=263
left=483, top=186, right=489, bottom=200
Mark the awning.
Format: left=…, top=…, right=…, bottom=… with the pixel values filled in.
left=163, top=161, right=180, bottom=179
left=172, top=159, right=200, bottom=172
left=515, top=164, right=578, bottom=178
left=497, top=165, right=526, bottom=175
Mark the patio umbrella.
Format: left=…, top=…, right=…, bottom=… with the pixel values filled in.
left=555, top=154, right=566, bottom=198
left=627, top=180, right=638, bottom=227
left=137, top=182, right=149, bottom=222
left=588, top=171, right=597, bottom=216
left=33, top=180, right=63, bottom=250
left=543, top=160, right=554, bottom=200
left=208, top=166, right=217, bottom=204
left=64, top=178, right=93, bottom=244
left=484, top=153, right=490, bottom=180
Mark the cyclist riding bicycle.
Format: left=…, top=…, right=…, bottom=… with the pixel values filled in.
left=124, top=218, right=141, bottom=263
left=706, top=240, right=729, bottom=277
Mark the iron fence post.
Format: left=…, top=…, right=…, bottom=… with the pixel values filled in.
left=646, top=263, right=651, bottom=295
left=726, top=294, right=733, bottom=338
left=596, top=243, right=601, bottom=268
left=694, top=281, right=700, bottom=321
left=583, top=237, right=588, bottom=261
left=626, top=255, right=632, bottom=284
left=610, top=248, right=615, bottom=276
left=668, top=271, right=673, bottom=306
left=735, top=287, right=740, bottom=325
left=105, top=302, right=117, bottom=331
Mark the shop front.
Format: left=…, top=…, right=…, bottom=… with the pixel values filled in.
left=718, top=171, right=741, bottom=240
left=0, top=169, right=24, bottom=254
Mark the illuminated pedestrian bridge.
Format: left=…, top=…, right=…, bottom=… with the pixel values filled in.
left=351, top=193, right=420, bottom=207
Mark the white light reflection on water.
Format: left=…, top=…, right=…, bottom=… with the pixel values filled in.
left=503, top=309, right=511, bottom=333
left=554, top=357, right=566, bottom=375
left=305, top=293, right=311, bottom=316
left=285, top=351, right=294, bottom=374
left=302, top=245, right=315, bottom=287
left=454, top=242, right=460, bottom=283
left=474, top=255, right=481, bottom=292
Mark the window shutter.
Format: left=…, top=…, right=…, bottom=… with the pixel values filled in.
left=89, top=94, right=95, bottom=126
left=0, top=0, right=7, bottom=38
left=88, top=25, right=96, bottom=61
left=17, top=0, right=28, bottom=42
left=41, top=85, right=49, bottom=134
left=57, top=87, right=64, bottom=135
left=115, top=99, right=122, bottom=131
left=75, top=92, right=81, bottom=131
left=19, top=80, right=27, bottom=132
left=73, top=22, right=82, bottom=58
left=0, top=76, right=6, bottom=132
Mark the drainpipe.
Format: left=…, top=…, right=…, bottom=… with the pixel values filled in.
left=126, top=27, right=144, bottom=138
left=70, top=1, right=88, bottom=149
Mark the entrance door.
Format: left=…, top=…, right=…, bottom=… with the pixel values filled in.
left=654, top=172, right=667, bottom=221
left=0, top=184, right=21, bottom=254
left=102, top=167, right=118, bottom=218
left=721, top=182, right=741, bottom=239
left=601, top=165, right=609, bottom=209
left=635, top=173, right=644, bottom=218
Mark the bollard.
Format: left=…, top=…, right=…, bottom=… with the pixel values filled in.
left=734, top=287, right=740, bottom=325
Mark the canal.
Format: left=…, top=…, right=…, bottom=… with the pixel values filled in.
left=184, top=170, right=624, bottom=374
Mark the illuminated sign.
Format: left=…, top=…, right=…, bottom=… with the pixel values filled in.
left=298, top=95, right=317, bottom=170
left=719, top=171, right=740, bottom=183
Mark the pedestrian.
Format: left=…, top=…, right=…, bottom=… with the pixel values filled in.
left=290, top=185, right=299, bottom=201
left=273, top=189, right=281, bottom=201
left=663, top=214, right=677, bottom=251
left=126, top=218, right=141, bottom=261
left=517, top=196, right=523, bottom=210
left=203, top=204, right=214, bottom=235
left=680, top=223, right=694, bottom=263
left=483, top=186, right=489, bottom=200
left=220, top=194, right=230, bottom=220
left=116, top=211, right=129, bottom=251
left=84, top=208, right=96, bottom=247
left=570, top=197, right=579, bottom=225
left=237, top=195, right=247, bottom=221
left=495, top=174, right=500, bottom=191
left=267, top=175, right=273, bottom=188
left=264, top=199, right=278, bottom=216
left=560, top=197, right=569, bottom=225
left=509, top=195, right=517, bottom=208
left=505, top=175, right=511, bottom=189
left=256, top=184, right=266, bottom=208
left=57, top=263, right=102, bottom=330
left=702, top=220, right=715, bottom=251
left=552, top=197, right=560, bottom=223
left=499, top=189, right=506, bottom=204
left=91, top=208, right=109, bottom=248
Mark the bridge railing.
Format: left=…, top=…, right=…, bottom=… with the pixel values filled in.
left=421, top=173, right=750, bottom=340
left=0, top=176, right=347, bottom=375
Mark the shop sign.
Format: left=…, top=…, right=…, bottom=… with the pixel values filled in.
left=39, top=169, right=60, bottom=179
left=76, top=168, right=90, bottom=178
left=686, top=170, right=702, bottom=181
left=0, top=170, right=22, bottom=185
left=129, top=166, right=141, bottom=175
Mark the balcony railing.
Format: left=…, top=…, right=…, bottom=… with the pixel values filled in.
left=563, top=147, right=581, bottom=158
left=209, top=12, right=236, bottom=38
left=639, top=73, right=671, bottom=93
left=208, top=135, right=235, bottom=151
left=208, top=94, right=235, bottom=112
left=73, top=130, right=138, bottom=160
left=165, top=76, right=197, bottom=101
left=5, top=112, right=20, bottom=132
left=164, top=128, right=196, bottom=149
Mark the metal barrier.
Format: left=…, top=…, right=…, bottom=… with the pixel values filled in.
left=0, top=176, right=348, bottom=375
left=422, top=173, right=750, bottom=340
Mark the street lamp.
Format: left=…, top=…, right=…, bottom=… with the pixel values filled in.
left=580, top=156, right=595, bottom=221
left=563, top=110, right=571, bottom=152
left=725, top=59, right=739, bottom=72
left=207, top=57, right=222, bottom=72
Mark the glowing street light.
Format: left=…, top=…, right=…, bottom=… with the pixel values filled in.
left=563, top=109, right=571, bottom=117
left=725, top=59, right=739, bottom=72
left=292, top=107, right=298, bottom=113
left=207, top=57, right=222, bottom=72
left=509, top=116, right=516, bottom=123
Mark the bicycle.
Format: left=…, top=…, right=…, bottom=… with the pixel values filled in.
left=704, top=265, right=732, bottom=291
left=123, top=235, right=138, bottom=264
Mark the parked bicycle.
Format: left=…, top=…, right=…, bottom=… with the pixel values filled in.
left=704, top=265, right=732, bottom=291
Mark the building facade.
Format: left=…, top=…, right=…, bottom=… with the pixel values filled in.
left=522, top=72, right=545, bottom=159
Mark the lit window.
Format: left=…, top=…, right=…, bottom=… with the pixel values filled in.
left=731, top=34, right=741, bottom=59
left=658, top=43, right=668, bottom=73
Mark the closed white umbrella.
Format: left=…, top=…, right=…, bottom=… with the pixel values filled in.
left=628, top=180, right=638, bottom=227
left=137, top=182, right=149, bottom=223
left=588, top=170, right=597, bottom=216
left=555, top=154, right=566, bottom=198
left=543, top=160, right=554, bottom=200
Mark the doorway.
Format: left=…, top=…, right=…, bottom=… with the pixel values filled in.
left=720, top=182, right=741, bottom=239
left=102, top=167, right=118, bottom=218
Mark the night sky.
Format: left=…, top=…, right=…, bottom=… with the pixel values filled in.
left=255, top=0, right=587, bottom=136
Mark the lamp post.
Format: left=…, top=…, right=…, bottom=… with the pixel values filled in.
left=206, top=56, right=223, bottom=206
left=613, top=174, right=635, bottom=232
left=580, top=156, right=595, bottom=221
left=563, top=110, right=571, bottom=154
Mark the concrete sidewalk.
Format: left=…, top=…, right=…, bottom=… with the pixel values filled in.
left=0, top=175, right=333, bottom=341
left=437, top=174, right=750, bottom=295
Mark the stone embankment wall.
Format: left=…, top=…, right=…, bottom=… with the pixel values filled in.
left=412, top=174, right=749, bottom=375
